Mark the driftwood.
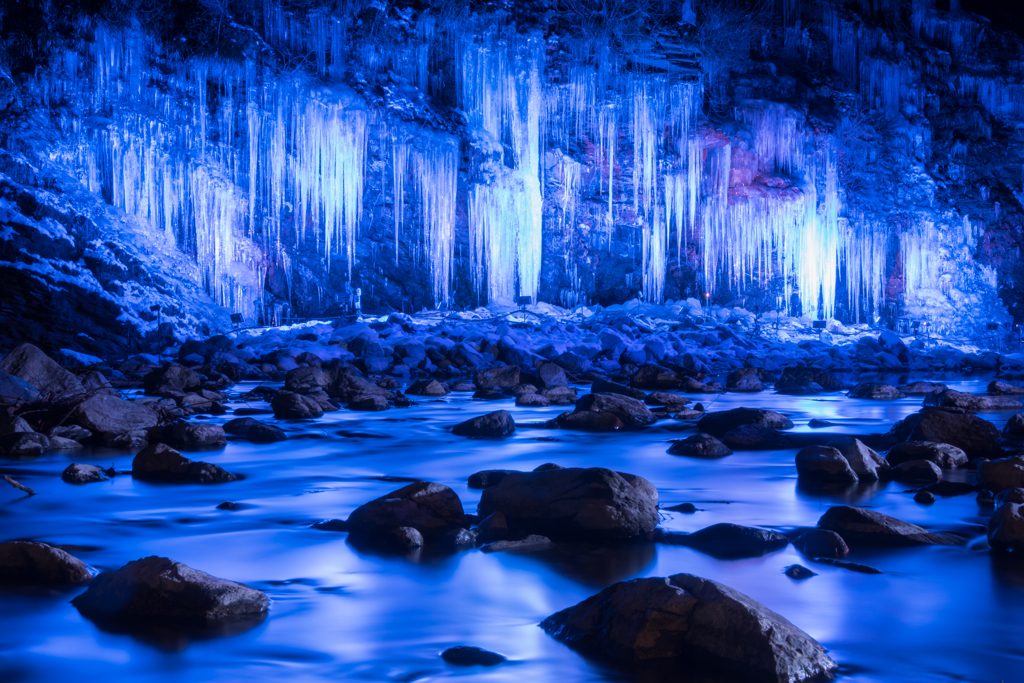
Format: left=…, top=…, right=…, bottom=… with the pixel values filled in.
left=3, top=475, right=36, bottom=496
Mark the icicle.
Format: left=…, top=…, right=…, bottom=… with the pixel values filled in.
left=643, top=208, right=667, bottom=303
left=392, top=131, right=410, bottom=265
left=412, top=134, right=459, bottom=307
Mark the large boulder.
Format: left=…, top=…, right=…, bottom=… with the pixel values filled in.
left=0, top=343, right=85, bottom=397
left=271, top=392, right=324, bottom=419
left=143, top=365, right=201, bottom=395
left=725, top=368, right=764, bottom=392
left=132, top=443, right=236, bottom=483
left=346, top=481, right=465, bottom=542
left=328, top=368, right=389, bottom=401
left=680, top=524, right=790, bottom=559
left=817, top=506, right=956, bottom=547
left=0, top=369, right=40, bottom=404
left=72, top=556, right=267, bottom=621
left=989, top=380, right=1024, bottom=395
left=977, top=456, right=1024, bottom=493
left=284, top=366, right=331, bottom=392
left=776, top=367, right=844, bottom=395
left=696, top=408, right=793, bottom=438
left=886, top=441, right=968, bottom=469
left=795, top=446, right=859, bottom=484
left=668, top=433, right=732, bottom=459
left=478, top=467, right=658, bottom=541
left=406, top=378, right=449, bottom=397
left=826, top=437, right=889, bottom=481
left=847, top=383, right=904, bottom=400
left=71, top=394, right=159, bottom=434
left=0, top=541, right=92, bottom=584
left=474, top=366, right=520, bottom=389
left=924, top=390, right=1023, bottom=411
left=0, top=431, right=50, bottom=457
left=886, top=408, right=1002, bottom=460
left=452, top=410, right=516, bottom=437
left=988, top=502, right=1024, bottom=554
left=541, top=574, right=838, bottom=683
left=537, top=362, right=569, bottom=388
left=573, top=393, right=656, bottom=427
left=630, top=363, right=680, bottom=390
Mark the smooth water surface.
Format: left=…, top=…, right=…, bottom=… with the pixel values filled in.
left=2, top=377, right=1023, bottom=683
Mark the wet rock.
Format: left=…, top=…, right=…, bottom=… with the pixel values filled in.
left=817, top=506, right=956, bottom=547
left=886, top=408, right=1002, bottom=460
left=793, top=529, right=849, bottom=559
left=541, top=386, right=578, bottom=405
left=49, top=424, right=92, bottom=442
left=672, top=407, right=704, bottom=420
left=891, top=460, right=943, bottom=484
left=682, top=523, right=790, bottom=559
left=826, top=437, right=890, bottom=481
left=481, top=535, right=553, bottom=553
left=776, top=367, right=844, bottom=395
left=696, top=408, right=793, bottom=438
left=452, top=410, right=515, bottom=437
left=72, top=556, right=267, bottom=620
left=665, top=503, right=698, bottom=513
left=987, top=503, right=1024, bottom=554
left=271, top=392, right=324, bottom=419
left=848, top=383, right=904, bottom=400
left=0, top=541, right=92, bottom=585
left=721, top=425, right=791, bottom=450
left=573, top=393, right=656, bottom=427
left=101, top=430, right=149, bottom=450
left=1004, top=413, right=1024, bottom=438
left=62, top=463, right=109, bottom=484
left=644, top=392, right=691, bottom=408
left=143, top=365, right=201, bottom=395
left=0, top=369, right=39, bottom=404
left=284, top=366, right=331, bottom=392
left=541, top=573, right=838, bottom=682
left=476, top=511, right=512, bottom=543
left=681, top=377, right=725, bottom=393
left=627, top=363, right=677, bottom=391
left=795, top=446, right=859, bottom=484
left=898, top=381, right=948, bottom=396
left=725, top=368, right=764, bottom=392
left=347, top=481, right=466, bottom=543
left=132, top=443, right=236, bottom=483
left=223, top=418, right=286, bottom=443
left=474, top=366, right=520, bottom=389
left=887, top=441, right=968, bottom=469
left=590, top=378, right=648, bottom=401
left=156, top=423, right=226, bottom=450
left=1, top=431, right=50, bottom=457
left=387, top=526, right=424, bottom=551
left=48, top=435, right=83, bottom=451
left=438, top=528, right=478, bottom=551
left=217, top=502, right=242, bottom=511
left=914, top=491, right=936, bottom=505
left=537, top=362, right=569, bottom=388
left=924, top=390, right=1023, bottom=411
left=468, top=469, right=516, bottom=489
left=554, top=410, right=624, bottom=431
left=472, top=388, right=506, bottom=400
left=347, top=394, right=391, bottom=411
left=807, top=419, right=834, bottom=428
left=668, top=433, right=732, bottom=459
left=995, top=488, right=1024, bottom=505
left=0, top=343, right=85, bottom=397
left=810, top=558, right=883, bottom=574
left=407, top=378, right=449, bottom=397
left=441, top=646, right=507, bottom=667
left=516, top=393, right=551, bottom=407
left=478, top=467, right=657, bottom=541
left=72, top=394, right=159, bottom=434
left=0, top=415, right=32, bottom=436
left=977, top=456, right=1024, bottom=493
left=988, top=380, right=1024, bottom=395
left=785, top=565, right=817, bottom=580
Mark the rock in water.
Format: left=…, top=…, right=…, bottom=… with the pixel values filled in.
left=891, top=460, right=943, bottom=484
left=776, top=367, right=844, bottom=395
left=886, top=408, right=1001, bottom=460
left=887, top=441, right=968, bottom=469
left=143, top=365, right=201, bottom=395
left=817, top=506, right=956, bottom=547
left=71, top=394, right=159, bottom=435
left=988, top=503, right=1024, bottom=554
left=223, top=418, right=287, bottom=444
left=132, top=443, right=236, bottom=483
left=977, top=456, right=1024, bottom=493
left=785, top=565, right=817, bottom=580
left=477, top=467, right=657, bottom=541
left=793, top=529, right=849, bottom=559
left=157, top=423, right=227, bottom=450
left=72, top=556, right=267, bottom=621
left=62, top=463, right=109, bottom=484
left=826, top=437, right=890, bottom=481
left=0, top=343, right=85, bottom=397
left=795, top=446, right=859, bottom=484
left=451, top=410, right=516, bottom=437
left=696, top=408, right=793, bottom=438
left=847, top=383, right=904, bottom=400
left=0, top=541, right=92, bottom=585
left=474, top=366, right=520, bottom=389
left=573, top=393, right=656, bottom=427
left=725, top=368, right=764, bottom=392
left=346, top=481, right=466, bottom=543
left=668, top=433, right=732, bottom=459
left=681, top=523, right=790, bottom=559
left=541, top=574, right=837, bottom=682
left=271, top=392, right=325, bottom=419
left=441, top=646, right=507, bottom=666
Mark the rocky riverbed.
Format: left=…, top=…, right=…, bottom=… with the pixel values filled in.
left=2, top=308, right=1024, bottom=682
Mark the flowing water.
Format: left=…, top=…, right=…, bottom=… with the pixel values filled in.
left=2, top=377, right=1022, bottom=683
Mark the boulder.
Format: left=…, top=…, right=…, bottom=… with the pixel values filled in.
left=0, top=431, right=50, bottom=457
left=977, top=456, right=1024, bottom=493
left=886, top=441, right=967, bottom=469
left=0, top=343, right=85, bottom=397
left=792, top=529, right=849, bottom=559
left=516, top=393, right=551, bottom=407
left=474, top=366, right=520, bottom=389
left=537, top=362, right=569, bottom=388
left=645, top=392, right=691, bottom=408
left=157, top=423, right=226, bottom=450
left=541, top=386, right=578, bottom=405
left=817, top=506, right=956, bottom=547
left=1004, top=413, right=1024, bottom=438
left=478, top=467, right=658, bottom=541
left=328, top=368, right=390, bottom=401
left=132, top=443, right=236, bottom=483
left=452, top=410, right=516, bottom=437
left=668, top=433, right=732, bottom=459
left=347, top=394, right=391, bottom=411
left=271, top=392, right=324, bottom=419
left=988, top=380, right=1024, bottom=395
left=62, top=463, right=109, bottom=484
left=795, top=446, right=859, bottom=484
left=541, top=574, right=837, bottom=682
left=826, top=437, right=890, bottom=481
left=891, top=460, right=943, bottom=484
left=696, top=408, right=793, bottom=438
left=0, top=369, right=40, bottom=404
left=468, top=469, right=516, bottom=489
left=995, top=488, right=1024, bottom=506
left=71, top=394, right=159, bottom=434
left=554, top=410, right=624, bottom=431
left=574, top=393, right=656, bottom=428
left=631, top=363, right=680, bottom=390
left=284, top=366, right=331, bottom=392
left=886, top=408, right=1002, bottom=460
left=347, top=481, right=465, bottom=542
left=847, top=383, right=904, bottom=400
left=898, top=381, right=948, bottom=396
left=0, top=541, right=92, bottom=584
left=725, top=368, right=764, bottom=392
left=407, top=378, right=449, bottom=396
left=776, top=367, right=844, bottom=395
left=681, top=524, right=789, bottom=559
left=143, top=365, right=201, bottom=395
left=590, top=378, right=647, bottom=401
left=924, top=390, right=1023, bottom=411
left=987, top=503, right=1024, bottom=554
left=72, top=556, right=267, bottom=621
left=721, top=425, right=791, bottom=450
left=223, top=418, right=286, bottom=443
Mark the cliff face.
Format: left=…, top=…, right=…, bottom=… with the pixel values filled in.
left=1, top=0, right=1022, bottom=351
